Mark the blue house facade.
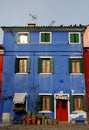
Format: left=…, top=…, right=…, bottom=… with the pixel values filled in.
left=1, top=24, right=87, bottom=122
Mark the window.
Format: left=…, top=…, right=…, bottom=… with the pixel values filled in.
left=15, top=57, right=30, bottom=74
left=38, top=57, right=54, bottom=74
left=70, top=95, right=87, bottom=112
left=38, top=95, right=54, bottom=112
left=40, top=32, right=52, bottom=43
left=69, top=32, right=80, bottom=44
left=43, top=96, right=50, bottom=111
left=16, top=32, right=30, bottom=44
left=69, top=58, right=84, bottom=74
left=74, top=96, right=83, bottom=111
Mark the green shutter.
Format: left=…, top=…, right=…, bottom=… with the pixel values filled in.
left=46, top=33, right=50, bottom=42
left=69, top=58, right=72, bottom=73
left=75, top=34, right=79, bottom=43
left=15, top=33, right=20, bottom=43
left=15, top=58, right=19, bottom=73
left=41, top=33, right=45, bottom=42
left=37, top=95, right=43, bottom=111
left=50, top=95, right=54, bottom=112
left=50, top=58, right=54, bottom=73
left=80, top=58, right=84, bottom=73
left=38, top=58, right=42, bottom=73
left=27, top=33, right=30, bottom=43
left=27, top=58, right=30, bottom=73
left=70, top=34, right=74, bottom=43
left=83, top=95, right=88, bottom=112
left=70, top=95, right=74, bottom=112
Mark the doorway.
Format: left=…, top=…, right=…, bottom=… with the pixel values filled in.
left=56, top=99, right=68, bottom=121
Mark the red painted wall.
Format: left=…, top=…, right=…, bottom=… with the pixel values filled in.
left=84, top=50, right=89, bottom=109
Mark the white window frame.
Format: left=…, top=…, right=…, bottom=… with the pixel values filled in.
left=16, top=56, right=29, bottom=74
left=16, top=32, right=30, bottom=44
left=69, top=32, right=81, bottom=44
left=39, top=56, right=52, bottom=74
left=69, top=56, right=83, bottom=75
left=39, top=93, right=52, bottom=113
left=39, top=32, right=52, bottom=44
left=72, top=93, right=84, bottom=112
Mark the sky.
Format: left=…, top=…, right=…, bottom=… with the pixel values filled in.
left=0, top=0, right=89, bottom=43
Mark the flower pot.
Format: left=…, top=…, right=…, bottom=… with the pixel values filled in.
left=26, top=117, right=31, bottom=125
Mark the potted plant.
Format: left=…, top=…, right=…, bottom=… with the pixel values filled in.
left=31, top=113, right=36, bottom=125
left=36, top=114, right=42, bottom=125
left=26, top=111, right=32, bottom=125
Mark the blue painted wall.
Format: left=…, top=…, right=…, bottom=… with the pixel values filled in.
left=2, top=28, right=86, bottom=120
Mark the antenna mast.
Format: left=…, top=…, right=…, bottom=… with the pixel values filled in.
left=29, top=13, right=37, bottom=24
left=49, top=20, right=55, bottom=26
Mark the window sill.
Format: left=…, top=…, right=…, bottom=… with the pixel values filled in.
left=70, top=73, right=83, bottom=75
left=15, top=73, right=29, bottom=75
left=16, top=43, right=30, bottom=44
left=39, top=110, right=52, bottom=113
left=73, top=111, right=86, bottom=113
left=39, top=73, right=52, bottom=75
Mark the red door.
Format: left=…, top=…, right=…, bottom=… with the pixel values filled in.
left=56, top=99, right=68, bottom=121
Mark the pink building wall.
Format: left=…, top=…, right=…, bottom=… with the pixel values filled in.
left=83, top=25, right=89, bottom=47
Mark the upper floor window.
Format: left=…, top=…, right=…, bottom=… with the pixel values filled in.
left=15, top=56, right=30, bottom=74
left=69, top=58, right=84, bottom=74
left=69, top=32, right=80, bottom=44
left=16, top=32, right=30, bottom=44
left=38, top=57, right=54, bottom=74
left=40, top=32, right=52, bottom=43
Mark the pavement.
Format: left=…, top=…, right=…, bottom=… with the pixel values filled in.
left=0, top=123, right=89, bottom=130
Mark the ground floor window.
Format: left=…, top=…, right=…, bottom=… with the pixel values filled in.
left=70, top=95, right=87, bottom=112
left=38, top=94, right=54, bottom=112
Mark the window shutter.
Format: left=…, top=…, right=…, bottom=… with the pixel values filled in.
left=50, top=58, right=54, bottom=73
left=38, top=58, right=42, bottom=73
left=69, top=58, right=72, bottom=73
left=27, top=33, right=30, bottom=43
left=75, top=34, right=79, bottom=43
left=37, top=95, right=43, bottom=111
left=83, top=95, right=88, bottom=112
left=80, top=58, right=84, bottom=73
left=50, top=95, right=54, bottom=112
left=27, top=58, right=30, bottom=73
left=46, top=33, right=50, bottom=42
left=15, top=58, right=19, bottom=73
left=15, top=33, right=20, bottom=43
left=70, top=95, right=74, bottom=112
left=70, top=34, right=74, bottom=43
left=41, top=33, right=45, bottom=42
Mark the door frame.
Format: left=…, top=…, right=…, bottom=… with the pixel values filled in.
left=54, top=93, right=70, bottom=122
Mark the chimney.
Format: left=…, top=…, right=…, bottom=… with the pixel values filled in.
left=28, top=23, right=36, bottom=27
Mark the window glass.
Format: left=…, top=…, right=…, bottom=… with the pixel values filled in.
left=16, top=32, right=30, bottom=44
left=69, top=58, right=84, bottom=74
left=74, top=95, right=84, bottom=111
left=43, top=95, right=50, bottom=111
left=15, top=57, right=30, bottom=74
left=69, top=33, right=80, bottom=44
left=38, top=57, right=54, bottom=74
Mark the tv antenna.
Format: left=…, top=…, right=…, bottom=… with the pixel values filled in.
left=49, top=20, right=55, bottom=26
left=29, top=13, right=37, bottom=23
